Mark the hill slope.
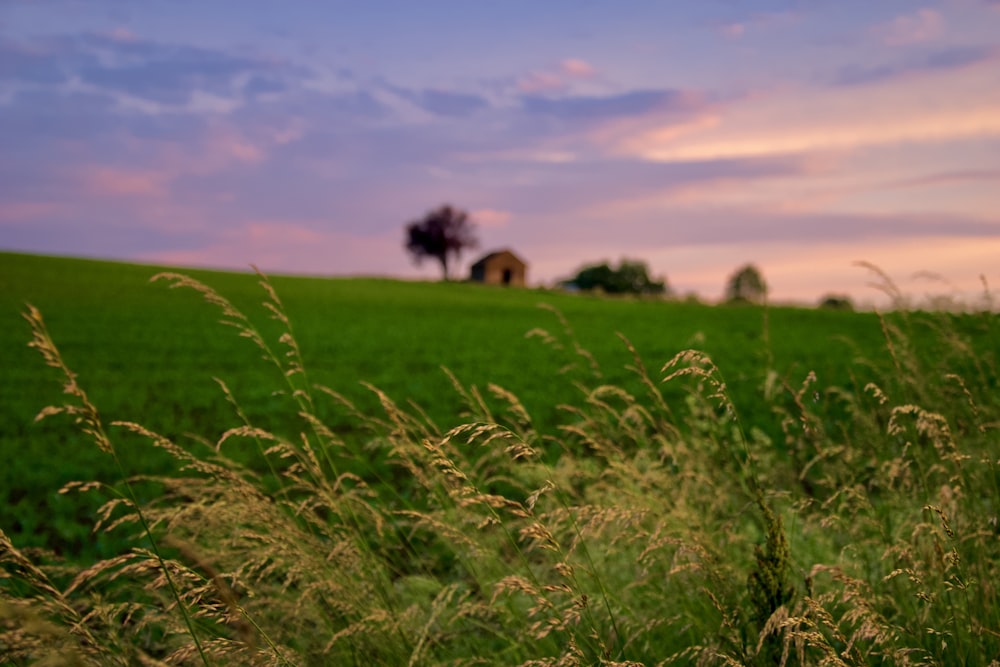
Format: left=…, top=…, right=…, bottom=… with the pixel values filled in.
left=2, top=250, right=890, bottom=557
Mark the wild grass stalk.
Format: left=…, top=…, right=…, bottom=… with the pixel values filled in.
left=2, top=271, right=998, bottom=665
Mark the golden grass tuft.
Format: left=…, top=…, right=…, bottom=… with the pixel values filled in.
left=3, top=271, right=1000, bottom=665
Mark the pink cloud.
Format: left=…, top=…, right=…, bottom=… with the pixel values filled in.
left=888, top=168, right=1000, bottom=189
left=877, top=8, right=944, bottom=46
left=243, top=221, right=325, bottom=244
left=517, top=58, right=598, bottom=93
left=136, top=221, right=408, bottom=277
left=608, top=111, right=722, bottom=155
left=616, top=65, right=1000, bottom=163
left=269, top=119, right=307, bottom=145
left=517, top=71, right=565, bottom=94
left=718, top=22, right=746, bottom=39
left=471, top=208, right=511, bottom=229
left=715, top=11, right=798, bottom=40
left=148, top=122, right=274, bottom=178
left=560, top=58, right=596, bottom=78
left=68, top=120, right=275, bottom=207
left=0, top=201, right=65, bottom=222
left=82, top=166, right=171, bottom=197
left=118, top=124, right=272, bottom=190
left=105, top=27, right=139, bottom=42
left=203, top=128, right=266, bottom=165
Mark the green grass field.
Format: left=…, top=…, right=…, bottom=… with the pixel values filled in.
left=2, top=250, right=999, bottom=665
left=1, top=251, right=882, bottom=556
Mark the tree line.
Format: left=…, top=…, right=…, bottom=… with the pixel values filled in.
left=403, top=203, right=852, bottom=309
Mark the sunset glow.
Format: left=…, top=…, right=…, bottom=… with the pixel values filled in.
left=2, top=1, right=999, bottom=304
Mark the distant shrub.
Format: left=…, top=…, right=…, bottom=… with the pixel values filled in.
left=819, top=293, right=854, bottom=310
left=682, top=291, right=703, bottom=305
left=562, top=258, right=669, bottom=296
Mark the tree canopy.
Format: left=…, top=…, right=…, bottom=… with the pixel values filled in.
left=404, top=205, right=478, bottom=281
left=725, top=264, right=768, bottom=304
left=564, top=259, right=668, bottom=296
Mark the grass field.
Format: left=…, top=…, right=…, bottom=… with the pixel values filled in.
left=2, top=250, right=999, bottom=665
left=1, top=251, right=883, bottom=558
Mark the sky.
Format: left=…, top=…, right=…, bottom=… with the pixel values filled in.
left=2, top=0, right=1000, bottom=306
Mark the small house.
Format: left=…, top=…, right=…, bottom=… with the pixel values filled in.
left=469, top=249, right=527, bottom=287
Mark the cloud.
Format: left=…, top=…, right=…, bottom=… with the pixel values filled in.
left=620, top=60, right=1000, bottom=164
left=2, top=31, right=714, bottom=216
left=876, top=8, right=944, bottom=46
left=833, top=45, right=998, bottom=86
left=81, top=166, right=171, bottom=197
left=104, top=27, right=139, bottom=43
left=396, top=88, right=489, bottom=117
left=0, top=89, right=123, bottom=149
left=77, top=47, right=269, bottom=105
left=134, top=221, right=403, bottom=277
left=201, top=126, right=266, bottom=165
left=521, top=89, right=699, bottom=122
left=516, top=58, right=597, bottom=93
left=0, top=201, right=65, bottom=223
left=460, top=154, right=812, bottom=221
left=714, top=10, right=798, bottom=40
left=0, top=82, right=311, bottom=247
left=718, top=22, right=746, bottom=39
left=640, top=106, right=1000, bottom=161
left=560, top=59, right=596, bottom=78
left=0, top=31, right=309, bottom=109
left=2, top=14, right=995, bottom=304
left=527, top=198, right=1000, bottom=249
left=886, top=168, right=1000, bottom=189
left=244, top=74, right=289, bottom=98
left=0, top=37, right=71, bottom=84
left=471, top=208, right=511, bottom=229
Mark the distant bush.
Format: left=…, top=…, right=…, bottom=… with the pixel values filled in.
left=563, top=258, right=668, bottom=296
left=682, top=291, right=703, bottom=305
left=819, top=293, right=854, bottom=310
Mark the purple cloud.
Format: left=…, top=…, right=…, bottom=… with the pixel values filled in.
left=0, top=38, right=70, bottom=84
left=243, top=74, right=289, bottom=98
left=833, top=45, right=997, bottom=86
left=520, top=89, right=698, bottom=122
left=449, top=155, right=811, bottom=217
left=513, top=207, right=1000, bottom=251
left=0, top=32, right=310, bottom=105
left=393, top=87, right=490, bottom=117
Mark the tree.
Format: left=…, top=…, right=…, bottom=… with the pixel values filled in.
left=404, top=205, right=478, bottom=281
left=564, top=259, right=668, bottom=296
left=725, top=264, right=768, bottom=304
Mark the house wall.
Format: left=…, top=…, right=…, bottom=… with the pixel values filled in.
left=471, top=251, right=527, bottom=286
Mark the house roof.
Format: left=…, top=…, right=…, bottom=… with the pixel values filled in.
left=470, top=249, right=526, bottom=268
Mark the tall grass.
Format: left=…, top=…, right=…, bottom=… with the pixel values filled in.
left=2, top=269, right=998, bottom=665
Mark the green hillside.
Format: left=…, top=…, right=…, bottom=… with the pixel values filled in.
left=0, top=250, right=927, bottom=557
left=3, top=251, right=1000, bottom=664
